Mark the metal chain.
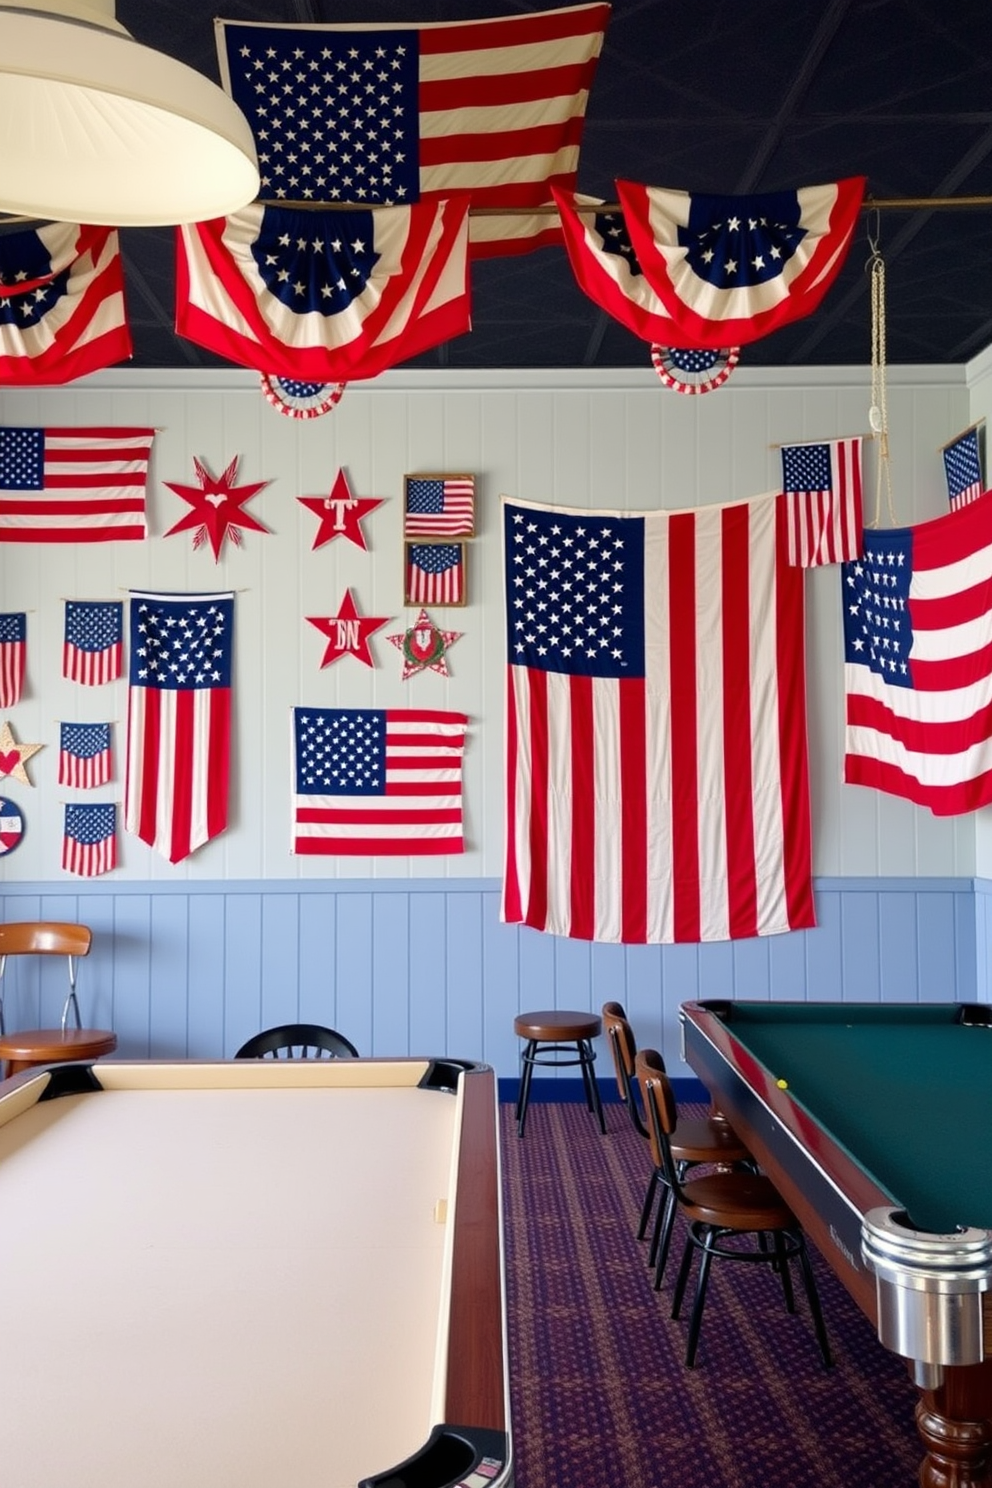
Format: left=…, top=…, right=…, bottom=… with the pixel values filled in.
left=867, top=221, right=896, bottom=528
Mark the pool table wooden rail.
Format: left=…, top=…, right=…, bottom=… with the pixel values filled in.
left=680, top=1000, right=992, bottom=1488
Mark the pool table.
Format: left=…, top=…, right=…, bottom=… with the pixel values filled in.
left=680, top=999, right=992, bottom=1488
left=0, top=1056, right=511, bottom=1488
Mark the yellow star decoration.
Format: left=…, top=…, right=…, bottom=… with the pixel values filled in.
left=0, top=720, right=43, bottom=787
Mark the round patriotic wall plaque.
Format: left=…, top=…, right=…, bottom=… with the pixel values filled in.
left=0, top=796, right=25, bottom=856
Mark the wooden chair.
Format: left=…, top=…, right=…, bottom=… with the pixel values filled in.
left=0, top=921, right=92, bottom=1035
left=601, top=1001, right=751, bottom=1276
left=636, top=1047, right=832, bottom=1370
left=234, top=1023, right=359, bottom=1060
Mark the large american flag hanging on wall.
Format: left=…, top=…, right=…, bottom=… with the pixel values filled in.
left=502, top=493, right=815, bottom=943
left=0, top=222, right=131, bottom=386
left=215, top=5, right=609, bottom=259
left=125, top=591, right=234, bottom=864
left=292, top=707, right=467, bottom=855
left=842, top=494, right=992, bottom=815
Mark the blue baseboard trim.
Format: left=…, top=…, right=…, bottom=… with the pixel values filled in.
left=497, top=1076, right=710, bottom=1106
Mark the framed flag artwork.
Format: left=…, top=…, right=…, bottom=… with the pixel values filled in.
left=403, top=542, right=467, bottom=607
left=403, top=474, right=475, bottom=538
left=0, top=797, right=25, bottom=857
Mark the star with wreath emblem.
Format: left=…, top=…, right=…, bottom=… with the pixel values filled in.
left=306, top=590, right=392, bottom=669
left=163, top=455, right=271, bottom=561
left=0, top=719, right=43, bottom=786
left=298, top=468, right=385, bottom=551
left=387, top=608, right=462, bottom=680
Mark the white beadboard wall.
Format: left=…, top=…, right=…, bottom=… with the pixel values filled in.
left=1, top=363, right=987, bottom=1077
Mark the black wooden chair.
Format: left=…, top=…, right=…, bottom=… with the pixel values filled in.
left=234, top=1023, right=359, bottom=1060
left=602, top=1001, right=751, bottom=1279
left=636, top=1046, right=831, bottom=1369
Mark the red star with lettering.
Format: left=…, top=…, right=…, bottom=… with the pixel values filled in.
left=306, top=589, right=392, bottom=669
left=164, top=455, right=271, bottom=562
left=298, top=468, right=385, bottom=551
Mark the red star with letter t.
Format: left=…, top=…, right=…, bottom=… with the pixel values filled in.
left=306, top=589, right=392, bottom=669
left=164, top=455, right=271, bottom=561
left=298, top=467, right=385, bottom=551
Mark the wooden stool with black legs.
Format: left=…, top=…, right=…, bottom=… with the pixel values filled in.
left=601, top=1001, right=751, bottom=1279
left=513, top=1010, right=606, bottom=1137
left=636, top=1047, right=832, bottom=1370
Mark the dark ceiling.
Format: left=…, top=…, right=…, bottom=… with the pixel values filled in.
left=114, top=0, right=992, bottom=373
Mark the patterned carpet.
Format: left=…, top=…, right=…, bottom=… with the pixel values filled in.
left=500, top=1101, right=922, bottom=1488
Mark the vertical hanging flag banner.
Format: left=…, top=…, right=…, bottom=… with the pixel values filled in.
left=941, top=425, right=984, bottom=510
left=58, top=722, right=113, bottom=789
left=780, top=437, right=864, bottom=566
left=215, top=5, right=610, bottom=259
left=62, top=802, right=117, bottom=877
left=0, top=426, right=153, bottom=542
left=0, top=222, right=131, bottom=386
left=842, top=494, right=992, bottom=815
left=502, top=492, right=815, bottom=944
left=0, top=612, right=26, bottom=709
left=125, top=591, right=234, bottom=865
left=63, top=601, right=123, bottom=685
left=404, top=476, right=475, bottom=538
left=292, top=707, right=467, bottom=856
left=404, top=543, right=466, bottom=606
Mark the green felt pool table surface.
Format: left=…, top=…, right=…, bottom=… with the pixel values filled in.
left=711, top=1002, right=992, bottom=1235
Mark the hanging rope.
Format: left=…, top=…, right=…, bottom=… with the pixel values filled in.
left=867, top=211, right=896, bottom=528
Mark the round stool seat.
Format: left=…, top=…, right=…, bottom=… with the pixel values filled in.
left=514, top=1010, right=602, bottom=1042
left=513, top=1009, right=605, bottom=1137
left=0, top=1028, right=117, bottom=1079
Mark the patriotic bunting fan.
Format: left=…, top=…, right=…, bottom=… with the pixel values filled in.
left=260, top=375, right=347, bottom=419
left=650, top=344, right=740, bottom=395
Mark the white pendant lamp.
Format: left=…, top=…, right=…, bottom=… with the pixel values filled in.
left=0, top=0, right=259, bottom=226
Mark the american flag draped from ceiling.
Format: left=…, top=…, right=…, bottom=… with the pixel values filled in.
left=502, top=493, right=815, bottom=944
left=176, top=198, right=471, bottom=381
left=0, top=612, right=26, bottom=709
left=125, top=591, right=234, bottom=865
left=215, top=4, right=610, bottom=259
left=0, top=222, right=131, bottom=385
left=842, top=495, right=992, bottom=815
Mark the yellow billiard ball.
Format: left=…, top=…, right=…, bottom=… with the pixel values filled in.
left=776, top=1078, right=788, bottom=1089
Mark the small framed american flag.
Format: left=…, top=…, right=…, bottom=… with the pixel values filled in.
left=403, top=542, right=467, bottom=608
left=403, top=473, right=475, bottom=538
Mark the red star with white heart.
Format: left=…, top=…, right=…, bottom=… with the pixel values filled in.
left=306, top=589, right=392, bottom=669
left=163, top=455, right=271, bottom=561
left=298, top=468, right=385, bottom=551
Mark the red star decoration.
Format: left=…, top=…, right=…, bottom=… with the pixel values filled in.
left=164, top=455, right=271, bottom=562
left=298, top=468, right=385, bottom=551
left=306, top=589, right=392, bottom=669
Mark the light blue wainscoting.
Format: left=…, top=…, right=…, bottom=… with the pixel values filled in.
left=0, top=877, right=983, bottom=1083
